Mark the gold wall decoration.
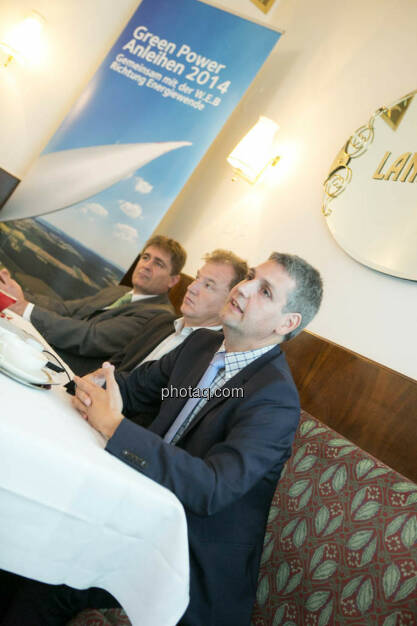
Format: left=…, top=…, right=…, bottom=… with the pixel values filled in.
left=380, top=94, right=414, bottom=131
left=322, top=89, right=417, bottom=281
left=250, top=0, right=278, bottom=14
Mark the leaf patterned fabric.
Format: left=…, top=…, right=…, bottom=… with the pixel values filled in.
left=251, top=411, right=417, bottom=626
left=68, top=608, right=130, bottom=625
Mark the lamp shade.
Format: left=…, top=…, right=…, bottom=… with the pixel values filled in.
left=227, top=116, right=279, bottom=183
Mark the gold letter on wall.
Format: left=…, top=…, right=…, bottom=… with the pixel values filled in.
left=372, top=151, right=391, bottom=180
left=399, top=152, right=417, bottom=182
left=384, top=152, right=411, bottom=181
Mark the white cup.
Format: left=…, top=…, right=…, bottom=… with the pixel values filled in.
left=0, top=333, right=47, bottom=374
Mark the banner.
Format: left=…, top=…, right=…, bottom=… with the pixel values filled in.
left=0, top=0, right=280, bottom=299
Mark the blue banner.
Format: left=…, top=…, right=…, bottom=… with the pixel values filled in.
left=0, top=0, right=280, bottom=298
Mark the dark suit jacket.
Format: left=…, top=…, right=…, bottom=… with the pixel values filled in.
left=110, top=315, right=176, bottom=372
left=107, top=329, right=300, bottom=626
left=27, top=286, right=175, bottom=375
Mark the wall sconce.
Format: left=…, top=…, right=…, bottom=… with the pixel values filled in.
left=0, top=11, right=46, bottom=67
left=227, top=116, right=280, bottom=184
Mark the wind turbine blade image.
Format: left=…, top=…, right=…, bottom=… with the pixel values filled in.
left=0, top=141, right=191, bottom=221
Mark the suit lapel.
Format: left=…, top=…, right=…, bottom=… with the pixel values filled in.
left=174, top=344, right=282, bottom=443
left=88, top=291, right=172, bottom=320
left=86, top=286, right=129, bottom=319
left=149, top=333, right=224, bottom=436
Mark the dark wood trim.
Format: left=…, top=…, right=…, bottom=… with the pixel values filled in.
left=282, top=331, right=417, bottom=482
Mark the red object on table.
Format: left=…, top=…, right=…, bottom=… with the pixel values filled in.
left=0, top=289, right=16, bottom=312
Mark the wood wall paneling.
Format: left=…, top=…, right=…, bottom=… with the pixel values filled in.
left=282, top=332, right=417, bottom=482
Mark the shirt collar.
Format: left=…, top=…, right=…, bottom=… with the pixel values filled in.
left=215, top=341, right=276, bottom=381
left=174, top=317, right=222, bottom=336
left=130, top=290, right=159, bottom=302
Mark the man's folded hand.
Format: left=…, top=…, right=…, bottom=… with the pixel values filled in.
left=72, top=363, right=124, bottom=439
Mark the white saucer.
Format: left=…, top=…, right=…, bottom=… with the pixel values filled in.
left=0, top=317, right=44, bottom=350
left=0, top=359, right=51, bottom=385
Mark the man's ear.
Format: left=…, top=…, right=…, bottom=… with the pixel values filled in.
left=275, top=312, right=302, bottom=337
left=168, top=274, right=181, bottom=289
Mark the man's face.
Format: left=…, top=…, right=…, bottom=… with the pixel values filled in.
left=180, top=261, right=236, bottom=326
left=131, top=245, right=178, bottom=295
left=221, top=261, right=301, bottom=348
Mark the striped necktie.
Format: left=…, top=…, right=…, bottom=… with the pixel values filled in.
left=164, top=351, right=225, bottom=444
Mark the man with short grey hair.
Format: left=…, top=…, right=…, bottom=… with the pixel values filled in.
left=267, top=251, right=323, bottom=340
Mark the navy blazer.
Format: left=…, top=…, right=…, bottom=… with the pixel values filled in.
left=110, top=314, right=175, bottom=372
left=107, top=329, right=300, bottom=626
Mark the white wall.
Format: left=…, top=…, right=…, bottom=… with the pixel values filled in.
left=156, top=0, right=417, bottom=380
left=0, top=0, right=140, bottom=176
left=0, top=0, right=416, bottom=379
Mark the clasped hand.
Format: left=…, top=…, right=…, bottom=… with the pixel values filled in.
left=72, top=362, right=124, bottom=439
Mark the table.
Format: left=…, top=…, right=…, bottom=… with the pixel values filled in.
left=0, top=317, right=189, bottom=626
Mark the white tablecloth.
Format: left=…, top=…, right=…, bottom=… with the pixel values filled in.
left=0, top=340, right=189, bottom=625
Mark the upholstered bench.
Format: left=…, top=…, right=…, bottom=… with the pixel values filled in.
left=251, top=410, right=417, bottom=625
left=70, top=410, right=417, bottom=625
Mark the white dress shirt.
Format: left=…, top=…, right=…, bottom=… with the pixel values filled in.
left=136, top=317, right=222, bottom=368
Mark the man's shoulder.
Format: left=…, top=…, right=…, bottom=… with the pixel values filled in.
left=96, top=285, right=129, bottom=299
left=158, top=328, right=223, bottom=367
left=132, top=292, right=175, bottom=315
left=245, top=346, right=299, bottom=406
left=182, top=327, right=224, bottom=348
left=140, top=292, right=172, bottom=306
left=99, top=286, right=174, bottom=314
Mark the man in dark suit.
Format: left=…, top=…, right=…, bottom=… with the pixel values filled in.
left=1, top=252, right=323, bottom=625
left=0, top=235, right=186, bottom=374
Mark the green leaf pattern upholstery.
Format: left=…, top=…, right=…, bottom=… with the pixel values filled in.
left=251, top=411, right=417, bottom=625
left=68, top=607, right=130, bottom=625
